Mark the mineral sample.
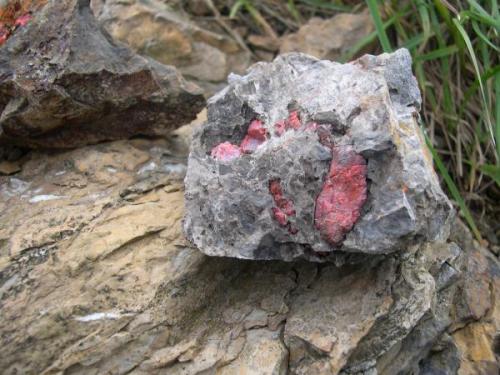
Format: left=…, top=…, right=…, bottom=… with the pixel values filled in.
left=184, top=49, right=454, bottom=261
left=0, top=0, right=204, bottom=149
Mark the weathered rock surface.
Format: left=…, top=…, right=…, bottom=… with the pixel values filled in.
left=0, top=0, right=204, bottom=149
left=280, top=12, right=374, bottom=60
left=0, top=122, right=498, bottom=374
left=184, top=49, right=453, bottom=261
left=91, top=0, right=252, bottom=96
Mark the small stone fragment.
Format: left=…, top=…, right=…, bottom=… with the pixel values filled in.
left=0, top=160, right=22, bottom=175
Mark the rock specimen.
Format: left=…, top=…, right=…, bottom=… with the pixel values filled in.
left=184, top=49, right=453, bottom=261
left=0, top=0, right=204, bottom=149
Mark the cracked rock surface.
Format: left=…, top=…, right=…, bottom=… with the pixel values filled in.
left=184, top=49, right=454, bottom=261
left=0, top=114, right=498, bottom=374
left=0, top=0, right=204, bottom=149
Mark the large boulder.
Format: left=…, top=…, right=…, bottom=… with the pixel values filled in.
left=184, top=49, right=453, bottom=261
left=0, top=0, right=204, bottom=149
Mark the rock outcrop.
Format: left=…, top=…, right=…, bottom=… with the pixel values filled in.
left=184, top=49, right=453, bottom=261
left=0, top=0, right=204, bottom=149
left=0, top=120, right=498, bottom=374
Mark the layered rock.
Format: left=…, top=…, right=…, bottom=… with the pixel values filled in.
left=0, top=0, right=204, bottom=149
left=280, top=11, right=374, bottom=60
left=0, top=125, right=498, bottom=374
left=184, top=49, right=453, bottom=261
left=91, top=0, right=252, bottom=96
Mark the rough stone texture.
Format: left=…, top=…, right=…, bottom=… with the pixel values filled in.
left=184, top=49, right=454, bottom=261
left=280, top=12, right=374, bottom=60
left=90, top=0, right=252, bottom=96
left=0, top=122, right=498, bottom=374
left=0, top=0, right=204, bottom=149
left=0, top=0, right=47, bottom=46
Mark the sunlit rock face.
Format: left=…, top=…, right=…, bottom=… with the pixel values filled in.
left=184, top=49, right=454, bottom=262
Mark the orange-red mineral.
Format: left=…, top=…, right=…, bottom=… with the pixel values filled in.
left=315, top=146, right=367, bottom=245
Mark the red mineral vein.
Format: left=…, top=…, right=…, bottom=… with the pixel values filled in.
left=14, top=13, right=31, bottom=27
left=314, top=145, right=367, bottom=245
left=304, top=122, right=318, bottom=132
left=274, top=110, right=303, bottom=136
left=0, top=0, right=45, bottom=46
left=211, top=119, right=267, bottom=160
left=240, top=119, right=267, bottom=154
left=210, top=141, right=241, bottom=161
left=0, top=25, right=9, bottom=44
left=269, top=179, right=298, bottom=234
left=0, top=13, right=31, bottom=45
left=285, top=110, right=301, bottom=130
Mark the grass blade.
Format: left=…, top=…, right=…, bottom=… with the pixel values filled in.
left=229, top=0, right=245, bottom=18
left=467, top=0, right=500, bottom=30
left=471, top=20, right=500, bottom=52
left=403, top=32, right=428, bottom=50
left=416, top=0, right=431, bottom=48
left=496, top=70, right=500, bottom=159
left=366, top=0, right=392, bottom=52
left=479, top=164, right=500, bottom=185
left=287, top=0, right=302, bottom=24
left=297, top=0, right=352, bottom=12
left=415, top=45, right=459, bottom=62
left=453, top=17, right=496, bottom=152
left=422, top=131, right=482, bottom=241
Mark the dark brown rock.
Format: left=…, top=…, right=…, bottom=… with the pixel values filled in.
left=0, top=0, right=205, bottom=149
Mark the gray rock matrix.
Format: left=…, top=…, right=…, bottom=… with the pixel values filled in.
left=184, top=49, right=453, bottom=261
